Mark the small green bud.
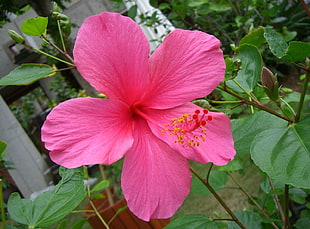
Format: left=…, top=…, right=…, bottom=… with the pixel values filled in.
left=261, top=67, right=279, bottom=101
left=8, top=30, right=25, bottom=44
left=281, top=87, right=293, bottom=94
left=52, top=12, right=71, bottom=37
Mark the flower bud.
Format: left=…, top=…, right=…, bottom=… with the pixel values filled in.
left=8, top=29, right=25, bottom=44
left=261, top=67, right=276, bottom=90
left=261, top=67, right=279, bottom=101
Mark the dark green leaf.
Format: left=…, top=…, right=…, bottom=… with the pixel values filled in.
left=71, top=219, right=87, bottom=229
left=295, top=218, right=310, bottom=229
left=259, top=176, right=271, bottom=194
left=251, top=115, right=310, bottom=188
left=6, top=225, right=23, bottom=229
left=226, top=44, right=263, bottom=93
left=128, top=5, right=137, bottom=19
left=231, top=111, right=286, bottom=157
left=290, top=188, right=307, bottom=204
left=191, top=171, right=228, bottom=195
left=239, top=27, right=265, bottom=47
left=282, top=41, right=310, bottom=62
left=227, top=211, right=263, bottom=229
left=159, top=3, right=171, bottom=10
left=224, top=56, right=239, bottom=81
left=165, top=215, right=219, bottom=229
left=8, top=167, right=86, bottom=228
left=264, top=27, right=288, bottom=58
left=0, top=64, right=56, bottom=86
left=91, top=180, right=110, bottom=192
left=56, top=219, right=67, bottom=229
left=149, top=0, right=158, bottom=8
left=21, top=17, right=48, bottom=36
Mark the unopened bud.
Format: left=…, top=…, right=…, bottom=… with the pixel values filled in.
left=261, top=67, right=276, bottom=90
left=261, top=67, right=279, bottom=101
left=8, top=30, right=25, bottom=44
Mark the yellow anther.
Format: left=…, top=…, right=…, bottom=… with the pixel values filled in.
left=162, top=109, right=212, bottom=148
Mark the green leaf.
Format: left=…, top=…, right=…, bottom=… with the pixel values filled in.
left=239, top=27, right=265, bottom=47
left=8, top=167, right=86, bottom=228
left=165, top=214, right=219, bottom=229
left=251, top=115, right=310, bottom=188
left=282, top=41, right=310, bottom=62
left=191, top=171, right=228, bottom=195
left=226, top=44, right=263, bottom=93
left=264, top=27, right=288, bottom=58
left=259, top=176, right=271, bottom=194
left=128, top=5, right=137, bottom=19
left=227, top=211, right=263, bottom=229
left=159, top=3, right=171, bottom=10
left=290, top=188, right=307, bottom=204
left=209, top=3, right=231, bottom=12
left=0, top=141, right=7, bottom=154
left=295, top=218, right=310, bottom=229
left=231, top=111, right=286, bottom=157
left=56, top=219, right=67, bottom=229
left=71, top=219, right=87, bottom=229
left=217, top=159, right=243, bottom=172
left=6, top=225, right=23, bottom=229
left=91, top=180, right=110, bottom=192
left=90, top=193, right=105, bottom=199
left=21, top=16, right=48, bottom=36
left=0, top=64, right=56, bottom=86
left=224, top=56, right=239, bottom=81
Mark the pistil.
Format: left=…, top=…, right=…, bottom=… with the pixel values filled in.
left=162, top=109, right=213, bottom=147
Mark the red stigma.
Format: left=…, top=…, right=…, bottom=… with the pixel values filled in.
left=162, top=109, right=213, bottom=147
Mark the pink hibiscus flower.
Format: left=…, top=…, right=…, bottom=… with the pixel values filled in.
left=41, top=12, right=236, bottom=221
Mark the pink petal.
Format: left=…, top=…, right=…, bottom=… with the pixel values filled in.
left=144, top=29, right=225, bottom=109
left=121, top=118, right=191, bottom=221
left=143, top=103, right=236, bottom=165
left=41, top=98, right=133, bottom=168
left=73, top=12, right=150, bottom=105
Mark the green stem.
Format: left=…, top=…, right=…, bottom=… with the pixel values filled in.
left=87, top=185, right=110, bottom=229
left=228, top=173, right=279, bottom=229
left=190, top=167, right=247, bottom=229
left=99, top=165, right=114, bottom=206
left=283, top=185, right=290, bottom=229
left=57, top=19, right=66, bottom=52
left=268, top=178, right=285, bottom=225
left=89, top=199, right=110, bottom=229
left=279, top=98, right=296, bottom=117
left=72, top=209, right=94, bottom=213
left=220, top=85, right=293, bottom=123
left=295, top=70, right=310, bottom=123
left=24, top=42, right=74, bottom=66
left=232, top=79, right=260, bottom=103
left=34, top=48, right=74, bottom=66
left=208, top=100, right=242, bottom=104
left=40, top=35, right=75, bottom=64
left=0, top=180, right=6, bottom=229
left=56, top=66, right=76, bottom=72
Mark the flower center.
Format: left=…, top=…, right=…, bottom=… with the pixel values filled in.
left=162, top=109, right=213, bottom=148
